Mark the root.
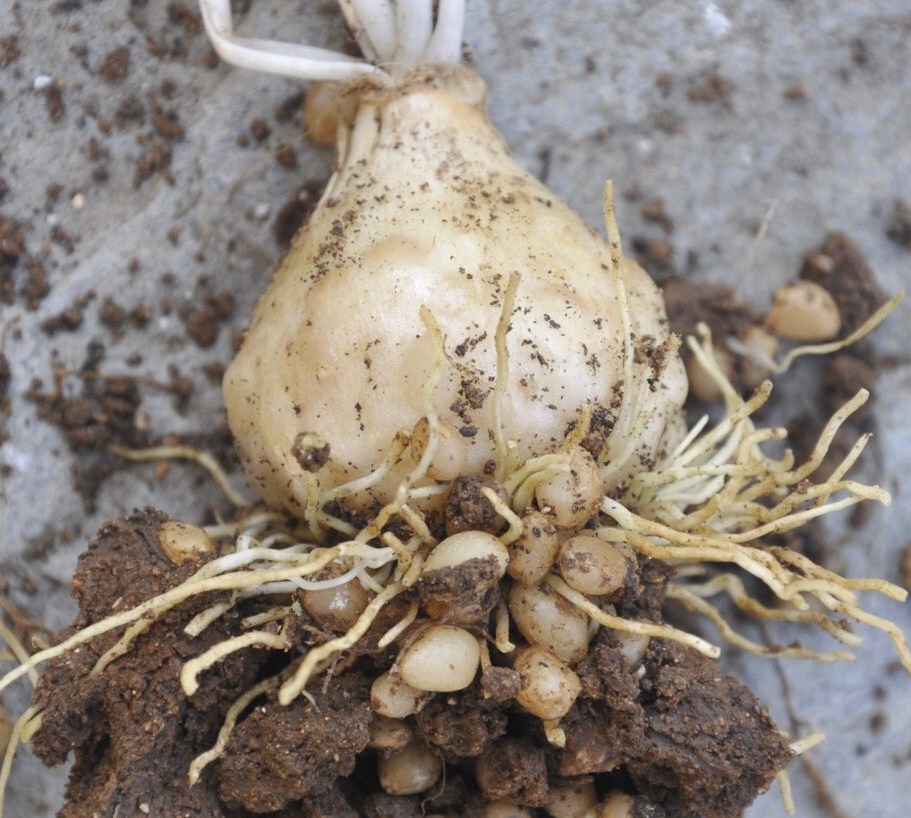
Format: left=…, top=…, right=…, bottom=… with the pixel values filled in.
left=739, top=290, right=904, bottom=375
left=602, top=321, right=910, bottom=672
left=666, top=585, right=853, bottom=663
left=775, top=732, right=828, bottom=815
left=545, top=575, right=720, bottom=659
left=188, top=675, right=278, bottom=785
left=109, top=443, right=249, bottom=507
left=278, top=581, right=405, bottom=705
left=0, top=706, right=41, bottom=816
left=377, top=599, right=419, bottom=649
left=790, top=732, right=826, bottom=755
left=776, top=769, right=796, bottom=815
left=182, top=630, right=290, bottom=696
left=92, top=617, right=156, bottom=677
left=0, top=541, right=396, bottom=696
left=674, top=573, right=864, bottom=648
left=506, top=453, right=570, bottom=511
left=0, top=622, right=35, bottom=687
left=480, top=486, right=524, bottom=544
left=599, top=180, right=643, bottom=479
left=494, top=597, right=515, bottom=654
left=323, top=434, right=410, bottom=506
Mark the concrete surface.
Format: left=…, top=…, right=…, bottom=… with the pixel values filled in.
left=1, top=1, right=909, bottom=816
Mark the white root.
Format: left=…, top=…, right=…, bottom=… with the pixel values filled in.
left=338, top=0, right=396, bottom=64
left=392, top=0, right=433, bottom=65
left=199, top=0, right=381, bottom=82
left=421, top=0, right=467, bottom=64
left=200, top=0, right=467, bottom=84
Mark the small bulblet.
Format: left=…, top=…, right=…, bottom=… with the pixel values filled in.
left=224, top=65, right=687, bottom=516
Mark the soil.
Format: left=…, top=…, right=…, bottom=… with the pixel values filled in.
left=791, top=232, right=888, bottom=474
left=25, top=363, right=237, bottom=514
left=799, top=232, right=888, bottom=338
left=30, top=509, right=266, bottom=818
left=661, top=276, right=764, bottom=406
left=29, top=510, right=790, bottom=818
left=662, top=277, right=760, bottom=375
left=443, top=475, right=510, bottom=536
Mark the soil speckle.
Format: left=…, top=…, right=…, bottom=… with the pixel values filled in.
left=180, top=286, right=235, bottom=348
left=98, top=46, right=131, bottom=82
left=0, top=35, right=21, bottom=67
left=885, top=199, right=911, bottom=250
left=686, top=70, right=733, bottom=103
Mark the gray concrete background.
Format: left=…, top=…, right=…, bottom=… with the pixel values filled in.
left=1, top=1, right=909, bottom=816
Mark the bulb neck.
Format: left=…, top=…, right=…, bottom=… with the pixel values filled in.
left=321, top=64, right=494, bottom=204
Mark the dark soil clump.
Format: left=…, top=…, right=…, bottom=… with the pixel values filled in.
left=661, top=276, right=761, bottom=400
left=631, top=639, right=791, bottom=818
left=28, top=509, right=791, bottom=818
left=218, top=674, right=373, bottom=812
left=31, top=509, right=266, bottom=818
left=788, top=232, right=888, bottom=474
left=444, top=474, right=509, bottom=535
left=799, top=232, right=888, bottom=336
